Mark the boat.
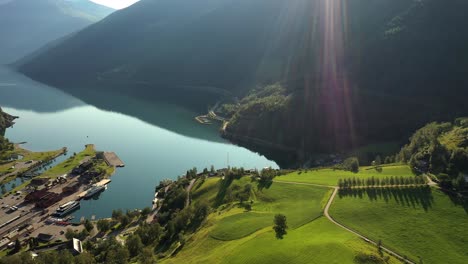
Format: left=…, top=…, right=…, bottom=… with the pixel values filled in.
left=53, top=201, right=80, bottom=217
left=83, top=185, right=106, bottom=199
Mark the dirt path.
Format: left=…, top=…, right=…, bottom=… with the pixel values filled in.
left=275, top=178, right=416, bottom=263
left=185, top=179, right=196, bottom=207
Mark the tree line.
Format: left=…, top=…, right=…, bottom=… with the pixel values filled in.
left=338, top=176, right=426, bottom=189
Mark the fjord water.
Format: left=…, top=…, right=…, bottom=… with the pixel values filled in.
left=0, top=66, right=277, bottom=219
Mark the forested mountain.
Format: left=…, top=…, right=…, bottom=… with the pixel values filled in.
left=0, top=0, right=113, bottom=64
left=17, top=0, right=468, bottom=167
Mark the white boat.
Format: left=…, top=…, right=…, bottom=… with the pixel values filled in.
left=54, top=201, right=80, bottom=217
left=84, top=185, right=106, bottom=199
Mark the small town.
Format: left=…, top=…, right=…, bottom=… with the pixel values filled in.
left=0, top=144, right=124, bottom=256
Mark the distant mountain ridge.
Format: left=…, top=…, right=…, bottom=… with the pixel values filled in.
left=17, top=0, right=468, bottom=166
left=0, top=0, right=114, bottom=64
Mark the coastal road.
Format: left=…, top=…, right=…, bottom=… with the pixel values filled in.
left=324, top=187, right=414, bottom=264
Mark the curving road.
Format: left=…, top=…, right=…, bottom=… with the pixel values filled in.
left=324, top=187, right=414, bottom=264
left=275, top=180, right=415, bottom=263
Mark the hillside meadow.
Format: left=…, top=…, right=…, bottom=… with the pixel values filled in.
left=275, top=165, right=414, bottom=186
left=330, top=186, right=468, bottom=264
left=162, top=177, right=398, bottom=264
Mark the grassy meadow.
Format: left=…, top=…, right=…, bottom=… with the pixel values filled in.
left=330, top=186, right=468, bottom=263
left=276, top=164, right=414, bottom=186
left=39, top=144, right=95, bottom=178
left=162, top=177, right=398, bottom=264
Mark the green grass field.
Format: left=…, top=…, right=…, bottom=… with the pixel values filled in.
left=210, top=181, right=329, bottom=240
left=0, top=146, right=64, bottom=177
left=162, top=178, right=398, bottom=264
left=276, top=165, right=414, bottom=186
left=39, top=144, right=95, bottom=178
left=330, top=187, right=468, bottom=264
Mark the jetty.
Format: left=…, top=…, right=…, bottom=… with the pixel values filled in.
left=95, top=179, right=111, bottom=187
left=103, top=152, right=125, bottom=167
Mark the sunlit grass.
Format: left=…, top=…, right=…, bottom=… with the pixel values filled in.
left=276, top=165, right=414, bottom=186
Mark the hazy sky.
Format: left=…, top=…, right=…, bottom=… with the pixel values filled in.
left=90, top=0, right=139, bottom=9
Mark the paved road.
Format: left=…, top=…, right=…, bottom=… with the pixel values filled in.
left=324, top=187, right=414, bottom=264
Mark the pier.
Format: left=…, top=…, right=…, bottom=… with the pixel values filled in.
left=95, top=179, right=111, bottom=186
left=103, top=152, right=125, bottom=167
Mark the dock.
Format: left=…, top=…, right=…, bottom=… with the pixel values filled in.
left=103, top=152, right=125, bottom=167
left=195, top=115, right=212, bottom=125
left=95, top=179, right=111, bottom=187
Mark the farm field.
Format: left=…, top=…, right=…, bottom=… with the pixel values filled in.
left=276, top=165, right=414, bottom=186
left=330, top=186, right=468, bottom=264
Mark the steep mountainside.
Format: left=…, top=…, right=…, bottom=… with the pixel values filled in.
left=18, top=0, right=468, bottom=167
left=0, top=107, right=15, bottom=136
left=0, top=0, right=113, bottom=63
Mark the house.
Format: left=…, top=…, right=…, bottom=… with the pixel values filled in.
left=69, top=238, right=83, bottom=255
left=30, top=177, right=49, bottom=187
left=0, top=238, right=11, bottom=249
left=72, top=160, right=94, bottom=175
left=25, top=189, right=49, bottom=202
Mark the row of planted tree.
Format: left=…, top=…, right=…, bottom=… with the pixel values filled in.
left=338, top=176, right=427, bottom=189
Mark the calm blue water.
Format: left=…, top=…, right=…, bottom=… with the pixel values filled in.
left=0, top=66, right=277, bottom=219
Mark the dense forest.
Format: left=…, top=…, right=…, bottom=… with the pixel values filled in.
left=17, top=0, right=468, bottom=166
left=398, top=118, right=468, bottom=191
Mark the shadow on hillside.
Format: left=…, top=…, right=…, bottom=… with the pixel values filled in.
left=214, top=176, right=234, bottom=207
left=443, top=190, right=468, bottom=214
left=337, top=186, right=434, bottom=211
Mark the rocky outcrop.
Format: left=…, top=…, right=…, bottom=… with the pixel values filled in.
left=0, top=107, right=16, bottom=136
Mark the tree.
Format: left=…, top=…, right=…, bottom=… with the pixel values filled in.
left=210, top=165, right=215, bottom=173
left=139, top=247, right=155, bottom=264
left=343, top=157, right=359, bottom=173
left=75, top=252, right=97, bottom=264
left=120, top=215, right=130, bottom=228
left=84, top=219, right=94, bottom=233
left=377, top=239, right=383, bottom=256
left=97, top=219, right=111, bottom=233
left=12, top=239, right=21, bottom=254
left=57, top=250, right=74, bottom=264
left=112, top=209, right=123, bottom=221
left=126, top=234, right=144, bottom=257
left=273, top=214, right=288, bottom=239
left=65, top=228, right=75, bottom=240
left=136, top=222, right=163, bottom=246
left=106, top=247, right=129, bottom=264
left=141, top=207, right=152, bottom=219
